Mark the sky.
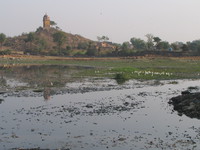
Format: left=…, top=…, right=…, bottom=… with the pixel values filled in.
left=1, top=0, right=200, bottom=44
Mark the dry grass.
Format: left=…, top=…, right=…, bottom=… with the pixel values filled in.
left=1, top=54, right=200, bottom=61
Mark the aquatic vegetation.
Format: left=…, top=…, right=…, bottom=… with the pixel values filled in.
left=114, top=73, right=129, bottom=84
left=1, top=57, right=200, bottom=80
left=168, top=81, right=179, bottom=84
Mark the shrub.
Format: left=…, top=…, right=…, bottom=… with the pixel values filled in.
left=86, top=48, right=98, bottom=56
left=0, top=49, right=12, bottom=55
left=114, top=73, right=129, bottom=84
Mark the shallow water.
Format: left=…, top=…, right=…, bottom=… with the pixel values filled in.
left=0, top=66, right=200, bottom=150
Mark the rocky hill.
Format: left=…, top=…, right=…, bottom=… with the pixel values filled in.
left=3, top=27, right=97, bottom=56
left=2, top=27, right=117, bottom=57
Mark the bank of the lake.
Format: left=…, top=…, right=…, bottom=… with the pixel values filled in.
left=1, top=55, right=200, bottom=80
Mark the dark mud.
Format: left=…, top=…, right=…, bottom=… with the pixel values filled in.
left=169, top=90, right=200, bottom=119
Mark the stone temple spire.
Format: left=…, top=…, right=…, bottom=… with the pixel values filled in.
left=43, top=13, right=50, bottom=28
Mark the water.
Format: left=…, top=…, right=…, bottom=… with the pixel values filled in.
left=0, top=65, right=200, bottom=150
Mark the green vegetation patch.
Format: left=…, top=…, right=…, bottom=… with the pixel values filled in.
left=1, top=57, right=200, bottom=80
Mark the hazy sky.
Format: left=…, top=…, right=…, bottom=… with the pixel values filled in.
left=1, top=0, right=200, bottom=43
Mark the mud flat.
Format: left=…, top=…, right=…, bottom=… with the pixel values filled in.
left=1, top=79, right=200, bottom=150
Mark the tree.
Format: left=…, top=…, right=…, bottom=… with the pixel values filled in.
left=25, top=32, right=36, bottom=51
left=157, top=41, right=170, bottom=50
left=97, top=36, right=109, bottom=42
left=145, top=34, right=154, bottom=50
left=86, top=42, right=98, bottom=56
left=121, top=42, right=130, bottom=51
left=119, top=42, right=134, bottom=56
left=27, top=32, right=36, bottom=42
left=103, top=36, right=109, bottom=42
left=181, top=44, right=189, bottom=51
left=171, top=42, right=183, bottom=51
left=38, top=38, right=47, bottom=51
left=86, top=48, right=98, bottom=56
left=53, top=31, right=66, bottom=54
left=153, top=37, right=161, bottom=49
left=130, top=37, right=146, bottom=50
left=78, top=42, right=89, bottom=49
left=50, top=21, right=57, bottom=27
left=187, top=40, right=200, bottom=52
left=0, top=33, right=6, bottom=50
left=36, top=26, right=43, bottom=32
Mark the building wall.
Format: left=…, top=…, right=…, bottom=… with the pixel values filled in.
left=43, top=20, right=50, bottom=28
left=43, top=15, right=50, bottom=28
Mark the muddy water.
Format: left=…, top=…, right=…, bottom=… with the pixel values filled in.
left=0, top=66, right=200, bottom=150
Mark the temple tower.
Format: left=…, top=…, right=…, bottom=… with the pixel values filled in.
left=43, top=14, right=50, bottom=28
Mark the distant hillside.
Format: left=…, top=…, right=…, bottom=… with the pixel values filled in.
left=3, top=27, right=101, bottom=56
left=2, top=27, right=117, bottom=57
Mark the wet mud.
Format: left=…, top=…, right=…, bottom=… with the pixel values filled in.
left=1, top=65, right=200, bottom=150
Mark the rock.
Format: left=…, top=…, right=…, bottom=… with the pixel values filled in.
left=181, top=90, right=190, bottom=95
left=123, top=102, right=129, bottom=106
left=0, top=91, right=7, bottom=94
left=85, top=104, right=94, bottom=108
left=118, top=137, right=126, bottom=141
left=0, top=99, right=4, bottom=104
left=169, top=92, right=200, bottom=119
left=33, top=89, right=43, bottom=93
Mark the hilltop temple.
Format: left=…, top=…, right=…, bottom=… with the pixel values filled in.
left=43, top=14, right=50, bottom=28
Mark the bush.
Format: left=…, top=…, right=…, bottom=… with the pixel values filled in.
left=86, top=48, right=98, bottom=56
left=74, top=51, right=86, bottom=57
left=114, top=73, right=129, bottom=84
left=78, top=42, right=89, bottom=49
left=119, top=49, right=135, bottom=56
left=0, top=49, right=12, bottom=55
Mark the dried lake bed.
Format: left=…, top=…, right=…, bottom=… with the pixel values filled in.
left=0, top=65, right=200, bottom=150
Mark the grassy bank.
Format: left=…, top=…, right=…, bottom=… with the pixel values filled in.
left=1, top=55, right=200, bottom=80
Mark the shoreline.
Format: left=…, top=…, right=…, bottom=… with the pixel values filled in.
left=1, top=54, right=200, bottom=61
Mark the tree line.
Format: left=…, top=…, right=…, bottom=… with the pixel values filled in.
left=1, top=31, right=200, bottom=57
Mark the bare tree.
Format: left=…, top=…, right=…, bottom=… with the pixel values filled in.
left=145, top=34, right=154, bottom=50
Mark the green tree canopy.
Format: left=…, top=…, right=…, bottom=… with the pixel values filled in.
left=157, top=41, right=170, bottom=50
left=187, top=40, right=200, bottom=51
left=26, top=32, right=36, bottom=43
left=181, top=44, right=189, bottom=51
left=0, top=33, right=6, bottom=49
left=170, top=42, right=183, bottom=51
left=78, top=42, right=89, bottom=49
left=50, top=21, right=57, bottom=27
left=121, top=42, right=130, bottom=51
left=130, top=37, right=146, bottom=50
left=53, top=31, right=67, bottom=50
left=24, top=32, right=36, bottom=51
left=97, top=36, right=109, bottom=42
left=153, top=37, right=161, bottom=49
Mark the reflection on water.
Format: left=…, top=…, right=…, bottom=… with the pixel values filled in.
left=1, top=65, right=200, bottom=149
left=43, top=87, right=51, bottom=100
left=0, top=65, right=95, bottom=100
left=1, top=79, right=200, bottom=149
left=0, top=65, right=94, bottom=88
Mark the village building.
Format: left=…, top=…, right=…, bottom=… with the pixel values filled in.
left=96, top=41, right=116, bottom=51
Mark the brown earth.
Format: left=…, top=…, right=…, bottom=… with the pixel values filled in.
left=2, top=54, right=200, bottom=61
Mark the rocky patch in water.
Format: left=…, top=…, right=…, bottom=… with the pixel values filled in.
left=169, top=91, right=200, bottom=119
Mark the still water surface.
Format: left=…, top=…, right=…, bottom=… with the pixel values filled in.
left=0, top=65, right=200, bottom=150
